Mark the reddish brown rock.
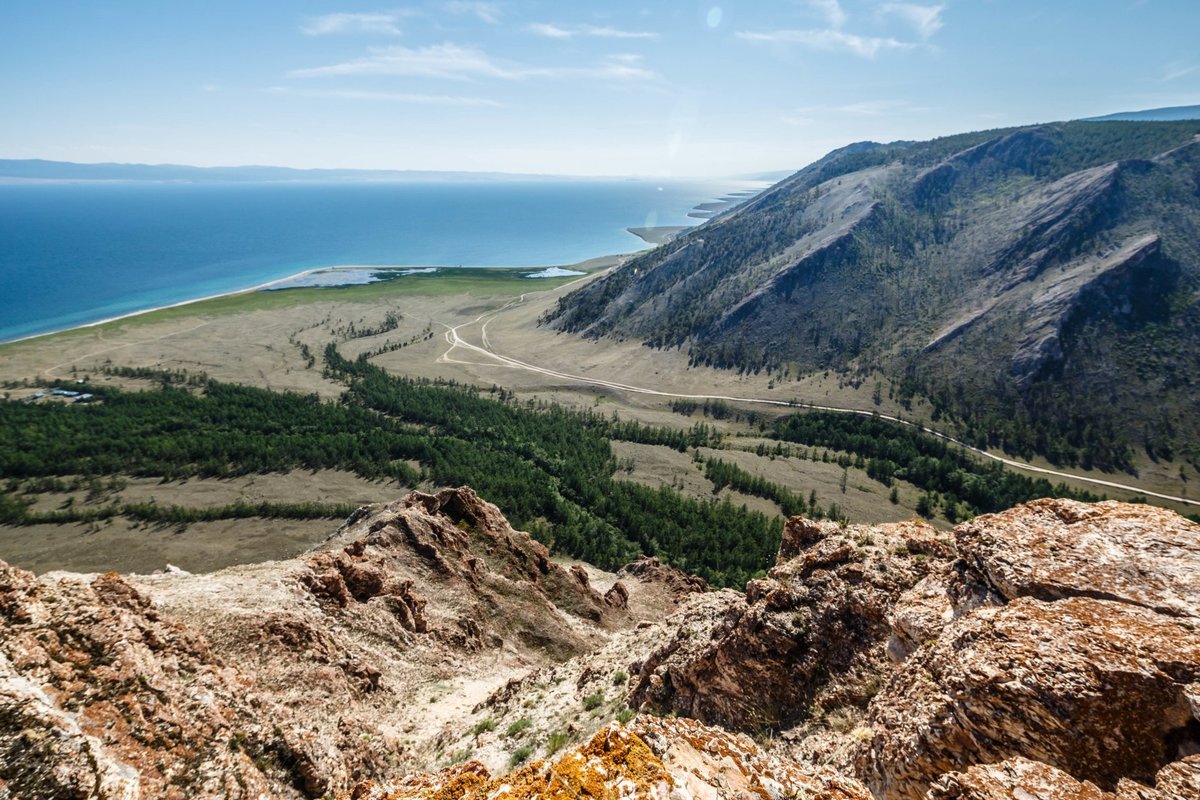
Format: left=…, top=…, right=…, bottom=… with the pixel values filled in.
left=629, top=517, right=944, bottom=729
left=617, top=555, right=710, bottom=599
left=604, top=580, right=630, bottom=608
left=928, top=755, right=1200, bottom=800
left=0, top=561, right=309, bottom=799
left=859, top=596, right=1200, bottom=799
left=955, top=498, right=1200, bottom=618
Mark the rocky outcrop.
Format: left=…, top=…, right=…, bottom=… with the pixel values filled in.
left=346, top=716, right=873, bottom=800
left=0, top=488, right=646, bottom=798
left=954, top=497, right=1200, bottom=618
left=629, top=517, right=947, bottom=730
left=617, top=555, right=710, bottom=600
left=0, top=564, right=312, bottom=798
left=859, top=499, right=1200, bottom=800
left=928, top=755, right=1200, bottom=800
left=6, top=492, right=1199, bottom=800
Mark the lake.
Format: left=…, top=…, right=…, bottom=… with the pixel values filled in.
left=0, top=178, right=755, bottom=342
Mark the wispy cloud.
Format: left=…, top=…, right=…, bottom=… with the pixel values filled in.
left=300, top=11, right=410, bottom=37
left=290, top=43, right=510, bottom=80
left=739, top=0, right=940, bottom=59
left=879, top=4, right=945, bottom=40
left=444, top=1, right=501, bottom=24
left=526, top=22, right=658, bottom=39
left=806, top=0, right=848, bottom=29
left=784, top=98, right=919, bottom=124
left=1163, top=62, right=1199, bottom=82
left=267, top=86, right=501, bottom=106
left=289, top=43, right=658, bottom=82
left=526, top=23, right=572, bottom=39
left=737, top=28, right=910, bottom=58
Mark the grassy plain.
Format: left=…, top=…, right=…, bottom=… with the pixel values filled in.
left=1, top=253, right=1193, bottom=574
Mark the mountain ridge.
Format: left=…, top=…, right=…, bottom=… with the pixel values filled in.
left=545, top=120, right=1200, bottom=472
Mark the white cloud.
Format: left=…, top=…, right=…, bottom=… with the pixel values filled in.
left=289, top=43, right=513, bottom=80
left=737, top=28, right=911, bottom=58
left=1163, top=63, right=1199, bottom=82
left=526, top=23, right=572, bottom=39
left=806, top=0, right=848, bottom=29
left=444, top=2, right=501, bottom=24
left=879, top=4, right=945, bottom=40
left=526, top=22, right=658, bottom=39
left=289, top=43, right=658, bottom=82
left=300, top=12, right=409, bottom=37
left=266, top=86, right=501, bottom=106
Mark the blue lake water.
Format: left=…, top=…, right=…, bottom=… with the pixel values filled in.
left=0, top=179, right=753, bottom=342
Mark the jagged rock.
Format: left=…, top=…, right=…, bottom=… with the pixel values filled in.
left=0, top=562, right=309, bottom=798
left=617, top=556, right=710, bottom=599
left=630, top=517, right=943, bottom=729
left=955, top=498, right=1200, bottom=618
left=344, top=716, right=873, bottom=799
left=779, top=516, right=838, bottom=562
left=928, top=755, right=1200, bottom=800
left=861, top=596, right=1200, bottom=799
left=862, top=500, right=1200, bottom=799
left=604, top=580, right=630, bottom=608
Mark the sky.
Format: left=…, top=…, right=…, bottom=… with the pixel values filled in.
left=2, top=1, right=1198, bottom=177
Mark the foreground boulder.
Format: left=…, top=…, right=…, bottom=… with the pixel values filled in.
left=954, top=498, right=1200, bottom=619
left=628, top=516, right=949, bottom=730
left=0, top=565, right=310, bottom=798
left=928, top=755, right=1200, bottom=800
left=859, top=499, right=1200, bottom=800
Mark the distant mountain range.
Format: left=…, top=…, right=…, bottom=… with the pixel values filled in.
left=1087, top=104, right=1200, bottom=122
left=0, top=159, right=577, bottom=183
left=546, top=119, right=1200, bottom=472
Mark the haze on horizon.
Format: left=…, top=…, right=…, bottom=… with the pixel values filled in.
left=2, top=0, right=1198, bottom=178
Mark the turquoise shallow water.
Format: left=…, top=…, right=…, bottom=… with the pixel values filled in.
left=0, top=178, right=750, bottom=342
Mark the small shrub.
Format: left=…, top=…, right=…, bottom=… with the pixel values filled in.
left=582, top=692, right=605, bottom=711
left=612, top=670, right=628, bottom=686
left=505, top=718, right=532, bottom=738
left=471, top=718, right=496, bottom=737
left=510, top=745, right=534, bottom=767
left=616, top=707, right=635, bottom=725
left=444, top=748, right=473, bottom=766
left=545, top=731, right=569, bottom=754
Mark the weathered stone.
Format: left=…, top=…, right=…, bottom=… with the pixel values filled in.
left=860, top=596, right=1200, bottom=799
left=955, top=498, right=1200, bottom=617
left=928, top=754, right=1200, bottom=800
left=617, top=556, right=710, bottom=598
left=630, top=518, right=944, bottom=730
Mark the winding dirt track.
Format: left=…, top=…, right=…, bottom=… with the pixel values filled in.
left=436, top=285, right=1198, bottom=508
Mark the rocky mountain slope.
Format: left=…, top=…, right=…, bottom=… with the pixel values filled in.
left=545, top=121, right=1200, bottom=470
left=3, top=489, right=1198, bottom=798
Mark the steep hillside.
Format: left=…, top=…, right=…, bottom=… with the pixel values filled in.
left=545, top=121, right=1200, bottom=471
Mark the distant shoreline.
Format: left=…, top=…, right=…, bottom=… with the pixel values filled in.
left=2, top=182, right=768, bottom=348
left=0, top=263, right=590, bottom=347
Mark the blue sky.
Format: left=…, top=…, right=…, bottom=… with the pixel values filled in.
left=2, top=1, right=1198, bottom=176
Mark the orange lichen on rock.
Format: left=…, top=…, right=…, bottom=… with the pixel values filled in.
left=348, top=716, right=874, bottom=800
left=349, top=723, right=673, bottom=799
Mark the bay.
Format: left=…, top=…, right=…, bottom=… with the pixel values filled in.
left=0, top=178, right=754, bottom=343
